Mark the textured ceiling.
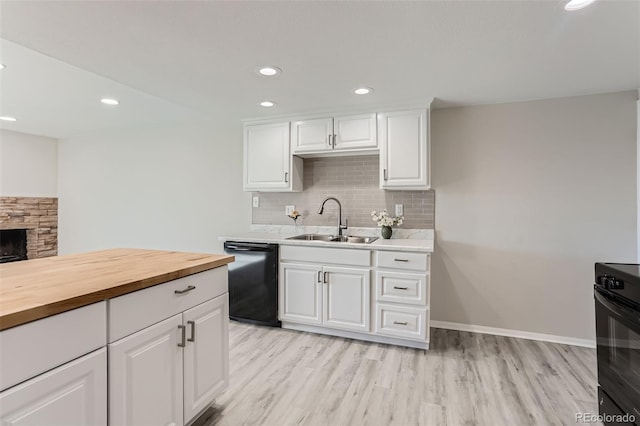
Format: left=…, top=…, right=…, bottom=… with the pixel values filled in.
left=0, top=0, right=638, bottom=138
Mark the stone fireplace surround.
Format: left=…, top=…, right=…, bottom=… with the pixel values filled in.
left=0, top=197, right=58, bottom=259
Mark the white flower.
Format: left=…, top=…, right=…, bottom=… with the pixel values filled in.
left=370, top=209, right=404, bottom=227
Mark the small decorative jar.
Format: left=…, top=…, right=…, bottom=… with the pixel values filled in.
left=381, top=225, right=393, bottom=239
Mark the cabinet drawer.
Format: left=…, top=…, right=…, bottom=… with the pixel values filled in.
left=375, top=303, right=428, bottom=341
left=0, top=348, right=107, bottom=426
left=376, top=271, right=428, bottom=306
left=109, top=267, right=227, bottom=343
left=376, top=251, right=427, bottom=271
left=0, top=301, right=106, bottom=392
left=280, top=245, right=371, bottom=267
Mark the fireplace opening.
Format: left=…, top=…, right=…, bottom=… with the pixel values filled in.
left=0, top=229, right=28, bottom=263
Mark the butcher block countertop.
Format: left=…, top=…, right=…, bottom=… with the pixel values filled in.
left=0, top=248, right=234, bottom=331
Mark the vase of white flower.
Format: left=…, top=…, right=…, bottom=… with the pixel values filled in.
left=371, top=209, right=404, bottom=239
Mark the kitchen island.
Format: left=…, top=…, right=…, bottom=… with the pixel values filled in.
left=0, top=248, right=234, bottom=426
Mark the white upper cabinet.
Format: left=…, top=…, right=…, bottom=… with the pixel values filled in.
left=379, top=109, right=430, bottom=190
left=291, top=113, right=377, bottom=156
left=291, top=117, right=333, bottom=153
left=243, top=121, right=302, bottom=192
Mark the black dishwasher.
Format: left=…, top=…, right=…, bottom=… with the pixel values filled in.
left=223, top=241, right=280, bottom=327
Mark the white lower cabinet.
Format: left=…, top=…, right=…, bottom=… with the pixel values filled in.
left=279, top=245, right=431, bottom=349
left=374, top=251, right=431, bottom=347
left=279, top=263, right=322, bottom=325
left=0, top=348, right=107, bottom=426
left=323, top=266, right=370, bottom=332
left=110, top=296, right=229, bottom=426
left=279, top=261, right=371, bottom=332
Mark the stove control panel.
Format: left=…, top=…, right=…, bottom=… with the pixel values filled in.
left=597, top=275, right=625, bottom=290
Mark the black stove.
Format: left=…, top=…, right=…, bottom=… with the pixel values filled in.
left=594, top=263, right=640, bottom=425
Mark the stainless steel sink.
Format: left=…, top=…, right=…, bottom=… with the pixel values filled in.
left=285, top=234, right=378, bottom=244
left=286, top=234, right=336, bottom=242
left=337, top=236, right=379, bottom=244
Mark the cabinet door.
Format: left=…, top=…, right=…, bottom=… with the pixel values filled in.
left=323, top=266, right=370, bottom=332
left=0, top=348, right=107, bottom=426
left=109, top=314, right=183, bottom=426
left=183, top=295, right=229, bottom=424
left=244, top=122, right=291, bottom=191
left=291, top=117, right=333, bottom=153
left=279, top=262, right=322, bottom=325
left=334, top=113, right=377, bottom=150
left=379, top=109, right=430, bottom=189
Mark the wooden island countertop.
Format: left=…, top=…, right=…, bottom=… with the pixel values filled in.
left=0, top=248, right=234, bottom=331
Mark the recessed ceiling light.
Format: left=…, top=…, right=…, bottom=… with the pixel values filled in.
left=0, top=116, right=17, bottom=122
left=101, top=98, right=119, bottom=105
left=257, top=66, right=281, bottom=76
left=0, top=64, right=5, bottom=69
left=260, top=101, right=276, bottom=108
left=564, top=0, right=597, bottom=11
left=354, top=87, right=373, bottom=95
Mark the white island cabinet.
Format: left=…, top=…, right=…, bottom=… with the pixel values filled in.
left=0, top=248, right=233, bottom=426
left=109, top=267, right=229, bottom=426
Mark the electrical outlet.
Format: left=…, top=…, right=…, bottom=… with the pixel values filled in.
left=395, top=204, right=403, bottom=216
left=285, top=205, right=295, bottom=215
left=253, top=196, right=260, bottom=208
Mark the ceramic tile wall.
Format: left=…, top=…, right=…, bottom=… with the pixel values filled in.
left=252, top=156, right=434, bottom=229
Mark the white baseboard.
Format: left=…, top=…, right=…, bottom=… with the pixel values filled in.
left=430, top=320, right=596, bottom=349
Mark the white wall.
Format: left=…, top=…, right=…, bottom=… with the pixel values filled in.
left=0, top=129, right=58, bottom=197
left=57, top=123, right=250, bottom=255
left=431, top=91, right=637, bottom=342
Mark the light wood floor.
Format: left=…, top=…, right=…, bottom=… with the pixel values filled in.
left=196, top=322, right=598, bottom=426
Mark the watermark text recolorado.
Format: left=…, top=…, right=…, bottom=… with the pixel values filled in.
left=575, top=412, right=635, bottom=423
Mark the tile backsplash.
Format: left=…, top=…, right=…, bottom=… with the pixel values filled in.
left=252, top=156, right=435, bottom=229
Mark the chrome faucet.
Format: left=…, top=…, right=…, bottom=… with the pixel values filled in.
left=317, top=196, right=348, bottom=236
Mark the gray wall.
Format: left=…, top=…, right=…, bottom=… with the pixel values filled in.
left=252, top=156, right=435, bottom=229
left=431, top=91, right=637, bottom=341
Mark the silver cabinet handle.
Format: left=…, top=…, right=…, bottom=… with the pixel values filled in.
left=333, top=134, right=337, bottom=147
left=393, top=321, right=408, bottom=326
left=393, top=286, right=409, bottom=290
left=317, top=270, right=322, bottom=283
left=323, top=271, right=328, bottom=284
left=175, top=285, right=196, bottom=294
left=394, top=259, right=409, bottom=262
left=383, top=169, right=388, bottom=180
left=328, top=134, right=332, bottom=146
left=285, top=172, right=289, bottom=183
left=178, top=325, right=186, bottom=347
left=187, top=320, right=195, bottom=342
